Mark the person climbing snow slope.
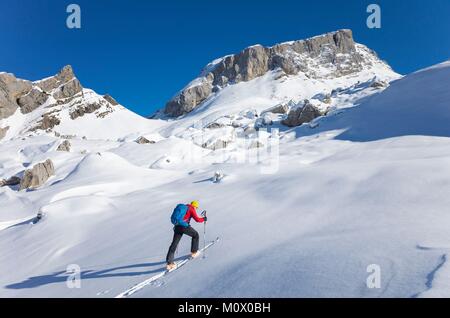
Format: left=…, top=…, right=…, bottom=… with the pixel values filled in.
left=166, top=200, right=207, bottom=271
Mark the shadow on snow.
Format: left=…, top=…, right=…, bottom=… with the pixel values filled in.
left=5, top=255, right=190, bottom=290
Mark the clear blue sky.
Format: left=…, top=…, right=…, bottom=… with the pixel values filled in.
left=1, top=0, right=449, bottom=116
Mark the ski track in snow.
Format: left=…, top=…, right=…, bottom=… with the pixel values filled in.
left=114, top=238, right=219, bottom=298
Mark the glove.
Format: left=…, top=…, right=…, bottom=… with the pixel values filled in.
left=203, top=216, right=208, bottom=222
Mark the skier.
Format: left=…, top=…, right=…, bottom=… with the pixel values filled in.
left=166, top=200, right=207, bottom=271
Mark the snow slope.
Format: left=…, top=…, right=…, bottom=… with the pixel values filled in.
left=1, top=58, right=450, bottom=298
left=290, top=60, right=450, bottom=142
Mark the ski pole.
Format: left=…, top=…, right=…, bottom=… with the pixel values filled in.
left=202, top=210, right=207, bottom=258
left=174, top=225, right=178, bottom=258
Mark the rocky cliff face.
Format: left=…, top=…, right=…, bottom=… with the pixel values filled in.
left=19, top=159, right=55, bottom=191
left=0, top=66, right=84, bottom=120
left=0, top=66, right=122, bottom=140
left=0, top=126, right=9, bottom=139
left=164, top=29, right=374, bottom=117
left=282, top=100, right=323, bottom=127
left=0, top=72, right=33, bottom=119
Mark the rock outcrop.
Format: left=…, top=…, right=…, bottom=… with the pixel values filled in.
left=56, top=140, right=71, bottom=152
left=165, top=80, right=213, bottom=117
left=205, top=122, right=225, bottom=129
left=282, top=100, right=323, bottom=127
left=211, top=45, right=271, bottom=86
left=52, top=78, right=83, bottom=100
left=369, top=77, right=389, bottom=89
left=0, top=72, right=32, bottom=119
left=135, top=136, right=155, bottom=144
left=103, top=94, right=119, bottom=106
left=19, top=159, right=55, bottom=191
left=262, top=103, right=289, bottom=115
left=0, top=176, right=21, bottom=187
left=70, top=102, right=102, bottom=120
left=0, top=65, right=126, bottom=140
left=164, top=29, right=365, bottom=117
left=0, top=65, right=85, bottom=123
left=212, top=171, right=225, bottom=183
left=36, top=65, right=82, bottom=100
left=0, top=126, right=9, bottom=139
left=17, top=88, right=49, bottom=114
left=31, top=114, right=61, bottom=131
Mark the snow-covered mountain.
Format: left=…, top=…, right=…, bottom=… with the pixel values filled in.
left=153, top=29, right=400, bottom=149
left=0, top=65, right=165, bottom=141
left=1, top=30, right=450, bottom=298
left=159, top=29, right=398, bottom=118
left=1, top=30, right=401, bottom=158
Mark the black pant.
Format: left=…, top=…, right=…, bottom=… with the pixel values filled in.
left=166, top=225, right=199, bottom=264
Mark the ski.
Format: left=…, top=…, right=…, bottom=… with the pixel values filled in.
left=114, top=237, right=220, bottom=298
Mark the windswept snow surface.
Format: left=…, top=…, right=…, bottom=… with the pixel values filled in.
left=1, top=61, right=450, bottom=298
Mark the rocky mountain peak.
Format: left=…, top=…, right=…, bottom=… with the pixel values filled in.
left=36, top=65, right=76, bottom=89
left=163, top=29, right=368, bottom=117
left=0, top=65, right=83, bottom=121
left=0, top=65, right=123, bottom=141
left=34, top=64, right=82, bottom=101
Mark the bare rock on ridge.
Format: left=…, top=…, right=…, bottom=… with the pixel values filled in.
left=282, top=100, right=323, bottom=127
left=17, top=87, right=50, bottom=114
left=164, top=30, right=361, bottom=117
left=56, top=140, right=71, bottom=152
left=0, top=126, right=9, bottom=140
left=135, top=136, right=155, bottom=144
left=36, top=65, right=82, bottom=98
left=0, top=72, right=32, bottom=119
left=19, top=159, right=55, bottom=191
left=0, top=176, right=21, bottom=187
